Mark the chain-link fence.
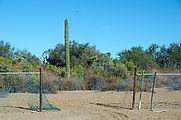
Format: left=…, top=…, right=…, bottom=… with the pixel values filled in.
left=134, top=72, right=181, bottom=111
left=0, top=70, right=60, bottom=113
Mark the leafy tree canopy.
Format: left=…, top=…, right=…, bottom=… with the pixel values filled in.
left=118, top=46, right=158, bottom=70
left=118, top=42, right=181, bottom=70
left=0, top=40, right=41, bottom=65
left=45, top=40, right=99, bottom=68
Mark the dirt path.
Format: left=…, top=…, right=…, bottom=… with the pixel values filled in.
left=0, top=88, right=181, bottom=120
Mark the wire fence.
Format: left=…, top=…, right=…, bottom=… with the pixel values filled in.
left=0, top=69, right=60, bottom=112
left=0, top=72, right=40, bottom=75
left=132, top=69, right=181, bottom=111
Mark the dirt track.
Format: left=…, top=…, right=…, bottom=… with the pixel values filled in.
left=0, top=88, right=181, bottom=120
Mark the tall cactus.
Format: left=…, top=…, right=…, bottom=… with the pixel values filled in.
left=65, top=19, right=70, bottom=78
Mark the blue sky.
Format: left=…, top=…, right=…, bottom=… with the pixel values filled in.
left=0, top=0, right=181, bottom=59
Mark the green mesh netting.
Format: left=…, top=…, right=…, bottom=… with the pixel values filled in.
left=29, top=88, right=61, bottom=111
left=0, top=73, right=61, bottom=112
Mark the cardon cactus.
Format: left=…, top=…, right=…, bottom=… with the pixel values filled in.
left=65, top=19, right=70, bottom=78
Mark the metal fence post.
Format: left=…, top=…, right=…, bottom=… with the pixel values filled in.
left=150, top=71, right=157, bottom=110
left=138, top=70, right=144, bottom=110
left=132, top=67, right=137, bottom=110
left=40, top=68, right=42, bottom=112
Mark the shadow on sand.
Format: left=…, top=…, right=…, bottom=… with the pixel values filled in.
left=90, top=102, right=131, bottom=110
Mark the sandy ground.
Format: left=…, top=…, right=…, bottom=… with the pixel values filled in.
left=0, top=88, right=181, bottom=120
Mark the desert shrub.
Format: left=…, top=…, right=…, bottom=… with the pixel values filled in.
left=71, top=65, right=85, bottom=78
left=102, top=82, right=116, bottom=91
left=0, top=80, right=3, bottom=88
left=40, top=69, right=62, bottom=94
left=116, top=79, right=130, bottom=91
left=102, top=77, right=129, bottom=91
left=89, top=76, right=107, bottom=91
left=58, top=77, right=86, bottom=91
left=155, top=75, right=181, bottom=90
left=23, top=75, right=39, bottom=93
left=0, top=57, right=9, bottom=72
left=84, top=70, right=106, bottom=90
left=168, top=79, right=181, bottom=91
left=43, top=80, right=59, bottom=94
left=1, top=75, right=39, bottom=93
left=125, top=76, right=153, bottom=92
left=136, top=82, right=151, bottom=92
left=2, top=75, right=24, bottom=93
left=112, top=63, right=128, bottom=79
left=120, top=59, right=135, bottom=75
left=84, top=72, right=130, bottom=91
